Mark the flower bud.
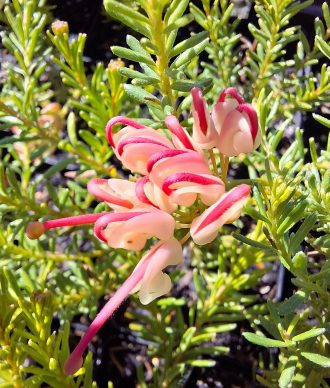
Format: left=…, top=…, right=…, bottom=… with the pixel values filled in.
left=213, top=89, right=261, bottom=156
left=51, top=20, right=69, bottom=36
left=108, top=59, right=125, bottom=72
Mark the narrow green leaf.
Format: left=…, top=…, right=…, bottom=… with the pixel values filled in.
left=170, top=38, right=209, bottom=69
left=6, top=168, right=21, bottom=195
left=322, top=2, right=330, bottom=29
left=118, top=67, right=159, bottom=83
left=243, top=332, right=289, bottom=347
left=203, top=324, right=236, bottom=333
left=187, top=359, right=216, bottom=367
left=171, top=78, right=212, bottom=92
left=244, top=204, right=270, bottom=223
left=124, top=84, right=161, bottom=110
left=233, top=233, right=276, bottom=252
left=42, top=158, right=76, bottom=180
left=190, top=3, right=207, bottom=29
left=126, top=35, right=153, bottom=60
left=279, top=356, right=298, bottom=388
left=292, top=251, right=308, bottom=276
left=82, top=352, right=93, bottom=388
left=104, top=0, right=150, bottom=37
left=170, top=31, right=209, bottom=58
left=289, top=213, right=317, bottom=253
left=300, top=352, right=330, bottom=368
left=165, top=0, right=189, bottom=24
left=277, top=200, right=307, bottom=235
left=313, top=113, right=330, bottom=129
left=313, top=235, right=330, bottom=249
left=292, top=328, right=325, bottom=342
left=180, top=327, right=196, bottom=352
left=67, top=111, right=77, bottom=145
left=111, top=46, right=154, bottom=66
left=164, top=14, right=194, bottom=35
left=282, top=0, right=313, bottom=20
left=315, top=36, right=330, bottom=59
left=79, top=130, right=102, bottom=149
left=309, top=137, right=318, bottom=163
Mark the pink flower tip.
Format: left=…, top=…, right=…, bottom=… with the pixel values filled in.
left=64, top=355, right=83, bottom=375
left=191, top=87, right=208, bottom=134
left=236, top=103, right=259, bottom=142
left=217, top=87, right=245, bottom=104
left=105, top=116, right=145, bottom=147
left=26, top=221, right=45, bottom=239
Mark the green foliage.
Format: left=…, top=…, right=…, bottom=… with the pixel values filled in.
left=191, top=0, right=241, bottom=92
left=245, top=293, right=329, bottom=386
left=131, top=227, right=274, bottom=386
left=0, top=268, right=95, bottom=387
left=104, top=0, right=212, bottom=118
left=0, top=0, right=329, bottom=386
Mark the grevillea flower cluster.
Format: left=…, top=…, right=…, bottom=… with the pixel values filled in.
left=26, top=87, right=260, bottom=375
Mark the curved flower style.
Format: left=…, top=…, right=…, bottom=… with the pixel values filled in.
left=87, top=178, right=136, bottom=210
left=64, top=238, right=183, bottom=375
left=106, top=116, right=173, bottom=175
left=26, top=86, right=259, bottom=375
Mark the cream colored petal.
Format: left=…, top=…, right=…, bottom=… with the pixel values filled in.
left=144, top=181, right=177, bottom=213
left=168, top=176, right=224, bottom=207
left=233, top=128, right=254, bottom=155
left=217, top=110, right=252, bottom=156
left=120, top=143, right=169, bottom=175
left=103, top=210, right=175, bottom=251
left=138, top=238, right=183, bottom=304
left=212, top=99, right=238, bottom=134
left=106, top=179, right=141, bottom=210
left=171, top=190, right=197, bottom=207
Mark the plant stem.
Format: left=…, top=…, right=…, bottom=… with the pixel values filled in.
left=145, top=1, right=176, bottom=107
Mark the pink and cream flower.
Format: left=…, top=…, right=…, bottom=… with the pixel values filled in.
left=26, top=86, right=259, bottom=375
